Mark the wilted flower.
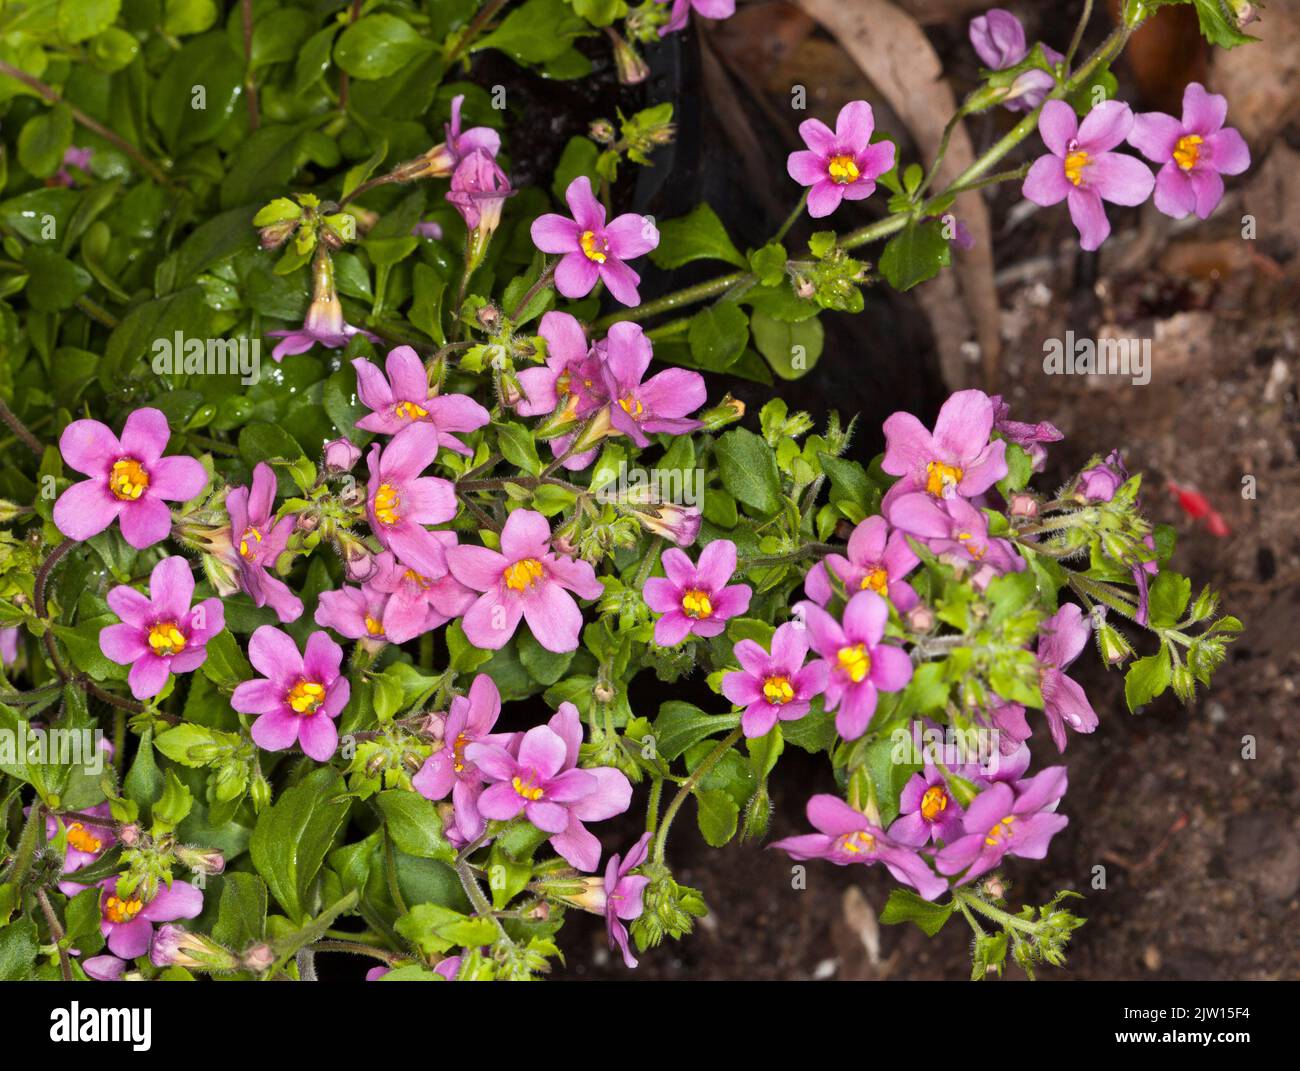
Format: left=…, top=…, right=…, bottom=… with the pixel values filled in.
left=267, top=250, right=376, bottom=360
left=323, top=438, right=361, bottom=474
left=603, top=833, right=652, bottom=967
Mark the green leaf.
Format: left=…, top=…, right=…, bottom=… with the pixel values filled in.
left=394, top=903, right=497, bottom=957
left=714, top=428, right=783, bottom=515
left=334, top=14, right=431, bottom=79
left=23, top=246, right=91, bottom=312
left=878, top=218, right=951, bottom=292
left=687, top=304, right=749, bottom=371
left=163, top=0, right=217, bottom=35
left=1124, top=650, right=1172, bottom=711
left=200, top=629, right=252, bottom=688
left=1147, top=571, right=1191, bottom=629
left=212, top=872, right=268, bottom=951
left=375, top=791, right=456, bottom=863
left=58, top=0, right=121, bottom=42
left=653, top=701, right=740, bottom=761
left=817, top=452, right=875, bottom=513
left=0, top=916, right=37, bottom=980
left=695, top=788, right=739, bottom=847
left=494, top=421, right=542, bottom=476
left=880, top=888, right=953, bottom=936
left=750, top=310, right=823, bottom=380
left=1190, top=0, right=1256, bottom=47
left=18, top=104, right=74, bottom=178
left=551, top=137, right=600, bottom=201
left=473, top=0, right=587, bottom=65
left=649, top=203, right=747, bottom=270
left=249, top=767, right=350, bottom=922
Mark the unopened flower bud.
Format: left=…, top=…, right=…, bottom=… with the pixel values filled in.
left=593, top=681, right=616, bottom=704
left=636, top=502, right=702, bottom=547
left=906, top=605, right=935, bottom=633
left=607, top=28, right=648, bottom=85
left=117, top=823, right=142, bottom=848
left=476, top=303, right=502, bottom=332
left=150, top=925, right=239, bottom=972
left=341, top=538, right=377, bottom=582
left=323, top=438, right=361, bottom=474
left=295, top=511, right=320, bottom=533
left=589, top=119, right=616, bottom=144
left=242, top=943, right=276, bottom=972
left=174, top=844, right=226, bottom=875
left=1008, top=493, right=1038, bottom=518
left=697, top=394, right=745, bottom=432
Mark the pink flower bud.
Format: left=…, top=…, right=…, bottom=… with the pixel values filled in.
left=324, top=438, right=361, bottom=474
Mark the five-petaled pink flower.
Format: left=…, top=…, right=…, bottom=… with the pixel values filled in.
left=770, top=795, right=948, bottom=901
left=1128, top=82, right=1250, bottom=221
left=531, top=177, right=659, bottom=307
left=99, top=876, right=202, bottom=960
left=445, top=509, right=604, bottom=653
left=803, top=515, right=920, bottom=611
left=787, top=100, right=896, bottom=219
left=99, top=556, right=225, bottom=699
left=467, top=703, right=632, bottom=871
left=880, top=389, right=1008, bottom=515
left=226, top=461, right=303, bottom=623
left=722, top=622, right=829, bottom=738
left=642, top=539, right=752, bottom=647
left=599, top=321, right=706, bottom=448
left=1022, top=99, right=1155, bottom=251
left=365, top=423, right=458, bottom=577
left=799, top=591, right=913, bottom=740
left=54, top=407, right=206, bottom=549
left=232, top=626, right=350, bottom=761
left=515, top=312, right=609, bottom=421
left=935, top=767, right=1069, bottom=883
left=412, top=674, right=516, bottom=842
left=353, top=346, right=489, bottom=453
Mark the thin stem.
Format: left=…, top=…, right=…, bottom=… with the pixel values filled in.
left=738, top=543, right=835, bottom=570
left=311, top=939, right=401, bottom=966
left=240, top=0, right=260, bottom=130
left=508, top=260, right=555, bottom=321
left=35, top=539, right=75, bottom=682
left=956, top=887, right=1039, bottom=936
left=0, top=396, right=42, bottom=455
left=653, top=725, right=743, bottom=864
left=36, top=888, right=74, bottom=981
left=446, top=0, right=511, bottom=67
left=772, top=190, right=808, bottom=244
left=337, top=0, right=363, bottom=111
left=1064, top=0, right=1095, bottom=74
left=0, top=61, right=172, bottom=187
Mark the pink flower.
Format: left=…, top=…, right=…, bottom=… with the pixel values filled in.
left=82, top=955, right=128, bottom=981
left=1035, top=604, right=1098, bottom=751
left=642, top=539, right=752, bottom=647
left=232, top=626, right=350, bottom=761
left=412, top=674, right=515, bottom=841
left=722, top=622, right=829, bottom=738
left=880, top=389, right=1008, bottom=513
left=968, top=9, right=1062, bottom=112
left=54, top=407, right=206, bottom=549
left=656, top=0, right=734, bottom=35
left=787, top=100, right=896, bottom=219
left=98, top=556, right=225, bottom=699
left=365, top=545, right=475, bottom=644
left=446, top=149, right=513, bottom=235
left=445, top=509, right=603, bottom=653
left=1128, top=82, right=1250, bottom=220
left=467, top=703, right=632, bottom=872
left=44, top=804, right=115, bottom=895
left=603, top=832, right=652, bottom=968
left=799, top=591, right=913, bottom=740
left=888, top=765, right=965, bottom=847
left=1022, top=99, right=1155, bottom=251
left=770, top=795, right=948, bottom=900
left=803, top=516, right=919, bottom=611
left=600, top=322, right=707, bottom=447
left=226, top=461, right=303, bottom=624
left=422, top=94, right=501, bottom=177
left=352, top=346, right=489, bottom=453
left=990, top=394, right=1062, bottom=473
left=314, top=583, right=391, bottom=650
left=935, top=767, right=1069, bottom=883
left=365, top=423, right=458, bottom=577
left=323, top=438, right=361, bottom=473
left=99, top=876, right=203, bottom=959
left=530, top=177, right=659, bottom=307
left=886, top=492, right=1023, bottom=575
left=514, top=312, right=609, bottom=421
left=267, top=250, right=377, bottom=361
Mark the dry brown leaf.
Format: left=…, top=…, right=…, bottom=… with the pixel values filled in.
left=792, top=0, right=1001, bottom=387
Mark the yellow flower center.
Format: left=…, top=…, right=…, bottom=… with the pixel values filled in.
left=513, top=773, right=545, bottom=801
left=618, top=395, right=644, bottom=419
left=838, top=830, right=876, bottom=855
left=924, top=460, right=964, bottom=497
left=104, top=894, right=143, bottom=925
left=984, top=814, right=1016, bottom=847
left=286, top=680, right=326, bottom=716
left=364, top=616, right=383, bottom=636
left=579, top=230, right=607, bottom=264
left=239, top=526, right=262, bottom=558
left=1064, top=149, right=1089, bottom=187
left=403, top=568, right=430, bottom=588
left=147, top=621, right=187, bottom=657
left=1173, top=133, right=1203, bottom=172
left=681, top=588, right=712, bottom=619
left=837, top=643, right=871, bottom=684
left=451, top=731, right=470, bottom=773
left=956, top=531, right=985, bottom=559
left=827, top=154, right=860, bottom=184
left=66, top=822, right=102, bottom=854
left=861, top=567, right=888, bottom=595
left=762, top=675, right=794, bottom=705
left=920, top=785, right=948, bottom=822
left=373, top=483, right=401, bottom=525
left=108, top=458, right=149, bottom=501
left=394, top=400, right=428, bottom=421
left=503, top=558, right=545, bottom=593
